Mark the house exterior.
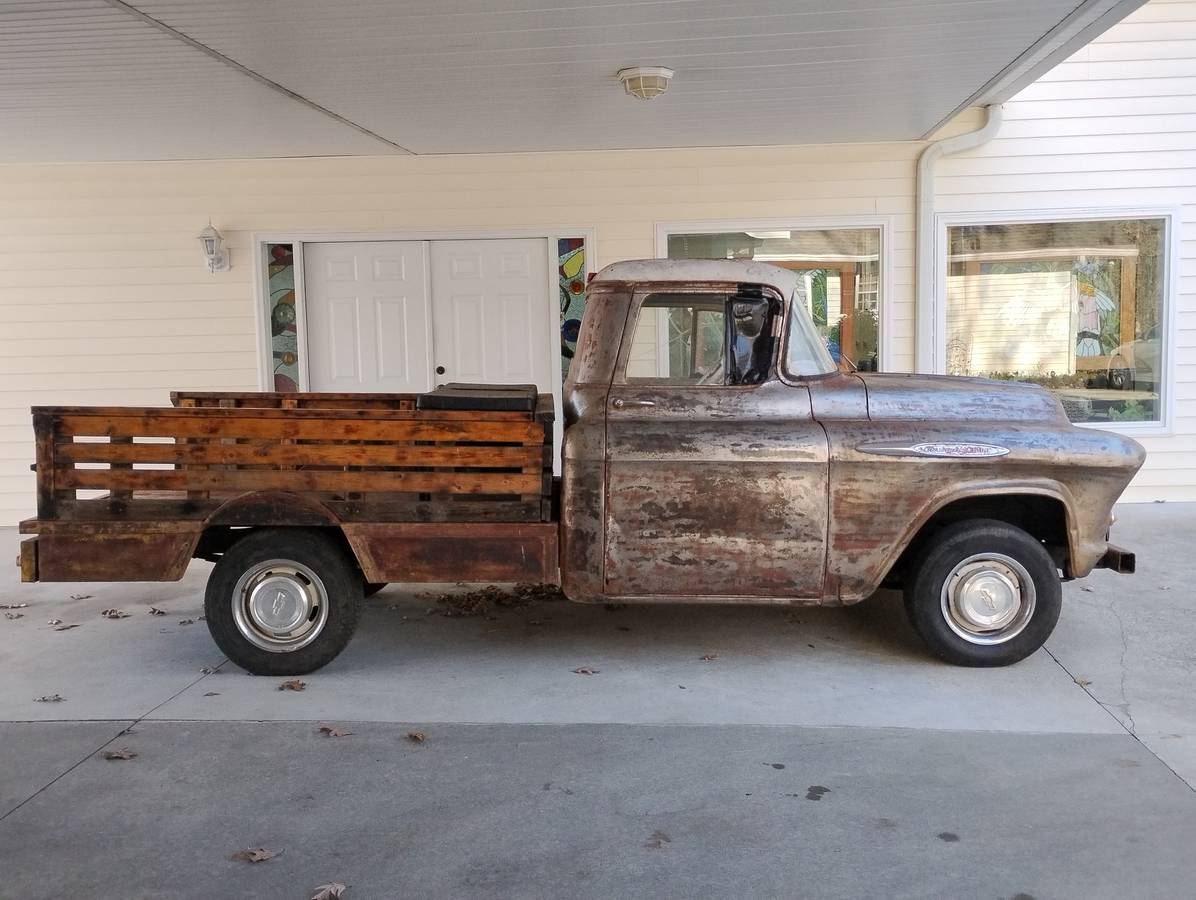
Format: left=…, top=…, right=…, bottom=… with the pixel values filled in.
left=0, top=0, right=1193, bottom=524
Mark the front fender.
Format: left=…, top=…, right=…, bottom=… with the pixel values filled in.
left=823, top=421, right=1143, bottom=601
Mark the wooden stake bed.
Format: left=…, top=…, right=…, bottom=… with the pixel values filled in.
left=19, top=392, right=558, bottom=585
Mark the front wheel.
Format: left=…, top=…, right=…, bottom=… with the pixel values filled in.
left=903, top=519, right=1062, bottom=667
left=205, top=528, right=364, bottom=675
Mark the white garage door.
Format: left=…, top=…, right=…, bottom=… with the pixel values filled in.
left=304, top=241, right=432, bottom=393
left=429, top=239, right=551, bottom=390
left=304, top=238, right=551, bottom=396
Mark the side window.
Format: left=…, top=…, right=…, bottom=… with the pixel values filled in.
left=625, top=292, right=774, bottom=386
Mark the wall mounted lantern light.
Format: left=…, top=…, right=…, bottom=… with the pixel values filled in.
left=198, top=223, right=229, bottom=273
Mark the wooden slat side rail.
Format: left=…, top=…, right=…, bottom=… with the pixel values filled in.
left=171, top=391, right=419, bottom=411
left=57, top=441, right=540, bottom=468
left=52, top=413, right=541, bottom=444
left=170, top=392, right=555, bottom=425
left=32, top=402, right=552, bottom=525
left=58, top=469, right=541, bottom=495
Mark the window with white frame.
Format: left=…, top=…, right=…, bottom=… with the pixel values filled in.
left=945, top=217, right=1168, bottom=425
left=667, top=227, right=883, bottom=372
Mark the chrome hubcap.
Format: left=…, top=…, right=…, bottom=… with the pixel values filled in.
left=232, top=560, right=328, bottom=653
left=941, top=553, right=1035, bottom=645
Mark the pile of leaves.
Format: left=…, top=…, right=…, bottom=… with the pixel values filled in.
left=435, top=583, right=563, bottom=618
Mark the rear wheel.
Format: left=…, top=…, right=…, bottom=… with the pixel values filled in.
left=903, top=519, right=1061, bottom=667
left=205, top=528, right=364, bottom=675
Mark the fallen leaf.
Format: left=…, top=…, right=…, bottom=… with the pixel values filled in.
left=435, top=582, right=563, bottom=618
left=53, top=623, right=80, bottom=632
left=203, top=691, right=220, bottom=697
left=70, top=594, right=93, bottom=601
left=318, top=724, right=352, bottom=737
left=34, top=693, right=64, bottom=702
left=644, top=830, right=672, bottom=849
left=805, top=785, right=831, bottom=801
left=178, top=618, right=196, bottom=625
left=101, top=748, right=137, bottom=761
left=148, top=607, right=167, bottom=616
left=572, top=666, right=600, bottom=676
left=4, top=612, right=23, bottom=620
left=1080, top=586, right=1094, bottom=593
left=311, top=883, right=347, bottom=900
left=100, top=608, right=130, bottom=619
left=278, top=679, right=307, bottom=692
left=0, top=602, right=28, bottom=609
left=47, top=618, right=63, bottom=626
left=406, top=731, right=426, bottom=743
left=700, top=653, right=718, bottom=661
left=230, top=847, right=278, bottom=863
left=199, top=666, right=217, bottom=674
left=1074, top=677, right=1093, bottom=688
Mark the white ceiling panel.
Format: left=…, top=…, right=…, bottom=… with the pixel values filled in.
left=0, top=0, right=1148, bottom=161
left=0, top=0, right=397, bottom=162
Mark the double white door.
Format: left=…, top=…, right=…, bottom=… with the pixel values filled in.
left=304, top=239, right=551, bottom=395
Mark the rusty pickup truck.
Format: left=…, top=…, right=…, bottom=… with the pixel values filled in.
left=17, top=259, right=1143, bottom=673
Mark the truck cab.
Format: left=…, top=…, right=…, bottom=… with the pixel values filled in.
left=561, top=259, right=1142, bottom=663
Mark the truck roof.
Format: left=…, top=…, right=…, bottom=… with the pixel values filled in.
left=591, top=258, right=798, bottom=300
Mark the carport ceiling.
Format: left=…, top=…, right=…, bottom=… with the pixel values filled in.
left=1, top=0, right=1146, bottom=162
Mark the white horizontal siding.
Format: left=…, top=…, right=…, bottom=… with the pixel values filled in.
left=938, top=0, right=1196, bottom=503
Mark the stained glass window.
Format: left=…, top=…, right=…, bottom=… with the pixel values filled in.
left=265, top=243, right=299, bottom=392
left=558, top=238, right=587, bottom=378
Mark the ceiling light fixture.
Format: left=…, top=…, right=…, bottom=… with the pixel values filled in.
left=617, top=66, right=674, bottom=101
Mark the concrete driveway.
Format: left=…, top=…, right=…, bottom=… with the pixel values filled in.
left=1, top=503, right=1194, bottom=899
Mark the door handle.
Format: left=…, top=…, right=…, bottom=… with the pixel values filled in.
left=612, top=398, right=655, bottom=410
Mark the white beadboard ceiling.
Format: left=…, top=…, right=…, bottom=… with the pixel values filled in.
left=0, top=0, right=1147, bottom=162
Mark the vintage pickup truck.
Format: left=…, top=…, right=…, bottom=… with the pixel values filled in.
left=17, top=259, right=1143, bottom=673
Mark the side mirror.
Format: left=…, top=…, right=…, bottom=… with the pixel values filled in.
left=726, top=295, right=774, bottom=385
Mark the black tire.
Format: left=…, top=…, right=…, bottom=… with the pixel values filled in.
left=363, top=582, right=387, bottom=598
left=204, top=528, right=364, bottom=675
left=903, top=518, right=1062, bottom=667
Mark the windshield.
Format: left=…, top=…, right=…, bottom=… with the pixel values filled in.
left=784, top=291, right=836, bottom=377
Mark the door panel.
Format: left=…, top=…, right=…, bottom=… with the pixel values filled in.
left=304, top=241, right=431, bottom=393
left=429, top=239, right=551, bottom=392
left=603, top=292, right=829, bottom=600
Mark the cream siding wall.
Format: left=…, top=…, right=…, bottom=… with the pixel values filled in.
left=0, top=142, right=927, bottom=523
left=936, top=0, right=1196, bottom=502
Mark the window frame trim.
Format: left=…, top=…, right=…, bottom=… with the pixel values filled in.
left=613, top=286, right=784, bottom=388
left=654, top=216, right=893, bottom=372
left=931, top=207, right=1181, bottom=437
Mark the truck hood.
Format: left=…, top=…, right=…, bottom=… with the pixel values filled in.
left=860, top=373, right=1070, bottom=424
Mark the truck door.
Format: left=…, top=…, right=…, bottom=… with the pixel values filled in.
left=603, top=287, right=829, bottom=599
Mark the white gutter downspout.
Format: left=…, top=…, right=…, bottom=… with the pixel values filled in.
left=915, top=104, right=1004, bottom=373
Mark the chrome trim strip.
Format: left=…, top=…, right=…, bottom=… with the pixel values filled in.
left=858, top=441, right=1010, bottom=459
